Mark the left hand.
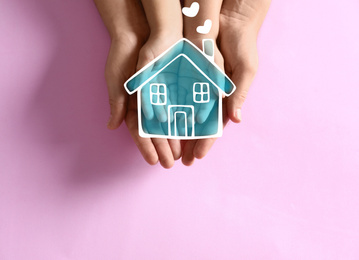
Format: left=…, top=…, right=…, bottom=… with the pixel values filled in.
left=125, top=33, right=183, bottom=169
left=125, top=0, right=184, bottom=169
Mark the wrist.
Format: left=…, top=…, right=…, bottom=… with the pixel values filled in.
left=184, top=33, right=218, bottom=51
left=141, top=0, right=183, bottom=41
left=149, top=28, right=183, bottom=43
left=106, top=19, right=150, bottom=43
left=110, top=31, right=147, bottom=49
left=183, top=0, right=221, bottom=43
left=184, top=20, right=219, bottom=41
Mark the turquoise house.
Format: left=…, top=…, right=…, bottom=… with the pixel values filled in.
left=124, top=38, right=236, bottom=139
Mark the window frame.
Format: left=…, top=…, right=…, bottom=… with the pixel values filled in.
left=150, top=83, right=167, bottom=105
left=193, top=82, right=210, bottom=103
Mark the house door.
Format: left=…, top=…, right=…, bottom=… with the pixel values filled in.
left=168, top=105, right=194, bottom=138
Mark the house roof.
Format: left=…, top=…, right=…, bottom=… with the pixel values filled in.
left=124, top=38, right=236, bottom=97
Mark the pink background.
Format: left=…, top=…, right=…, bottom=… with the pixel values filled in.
left=1, top=0, right=359, bottom=259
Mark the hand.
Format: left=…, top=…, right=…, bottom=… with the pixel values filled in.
left=125, top=0, right=184, bottom=168
left=219, top=0, right=271, bottom=123
left=94, top=0, right=150, bottom=130
left=178, top=37, right=226, bottom=166
left=125, top=34, right=183, bottom=168
left=180, top=0, right=271, bottom=165
left=180, top=0, right=225, bottom=166
left=95, top=0, right=183, bottom=168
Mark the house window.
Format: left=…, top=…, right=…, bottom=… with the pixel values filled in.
left=193, top=83, right=210, bottom=103
left=150, top=83, right=167, bottom=105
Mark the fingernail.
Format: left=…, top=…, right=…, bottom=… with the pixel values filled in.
left=236, top=109, right=242, bottom=122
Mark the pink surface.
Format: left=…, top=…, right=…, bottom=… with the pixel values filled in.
left=1, top=0, right=359, bottom=259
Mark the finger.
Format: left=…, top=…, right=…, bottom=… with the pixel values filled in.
left=222, top=97, right=230, bottom=126
left=195, top=94, right=216, bottom=124
left=152, top=138, right=175, bottom=169
left=141, top=84, right=155, bottom=120
left=126, top=95, right=159, bottom=165
left=181, top=140, right=197, bottom=166
left=105, top=40, right=139, bottom=130
left=194, top=98, right=229, bottom=159
left=106, top=69, right=129, bottom=130
left=168, top=139, right=182, bottom=160
left=107, top=92, right=128, bottom=130
left=193, top=138, right=217, bottom=159
left=227, top=64, right=257, bottom=123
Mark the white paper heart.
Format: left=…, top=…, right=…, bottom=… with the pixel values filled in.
left=182, top=2, right=200, bottom=18
left=196, top=19, right=212, bottom=35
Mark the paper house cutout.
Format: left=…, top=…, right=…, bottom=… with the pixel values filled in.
left=124, top=38, right=236, bottom=139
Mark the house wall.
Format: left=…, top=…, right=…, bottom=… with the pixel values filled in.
left=139, top=61, right=222, bottom=138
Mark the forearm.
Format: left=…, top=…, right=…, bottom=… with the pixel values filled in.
left=183, top=0, right=223, bottom=40
left=141, top=0, right=183, bottom=38
left=94, top=0, right=148, bottom=40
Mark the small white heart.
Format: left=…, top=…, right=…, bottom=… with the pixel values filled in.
left=182, top=2, right=200, bottom=18
left=196, top=19, right=212, bottom=35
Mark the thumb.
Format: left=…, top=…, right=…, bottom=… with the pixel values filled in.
left=227, top=63, right=257, bottom=123
left=107, top=88, right=128, bottom=130
left=105, top=41, right=138, bottom=130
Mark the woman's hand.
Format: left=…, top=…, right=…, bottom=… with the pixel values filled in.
left=219, top=0, right=271, bottom=123
left=94, top=0, right=149, bottom=130
left=180, top=0, right=271, bottom=165
left=95, top=0, right=183, bottom=168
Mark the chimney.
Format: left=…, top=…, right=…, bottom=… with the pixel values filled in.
left=202, top=39, right=215, bottom=63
